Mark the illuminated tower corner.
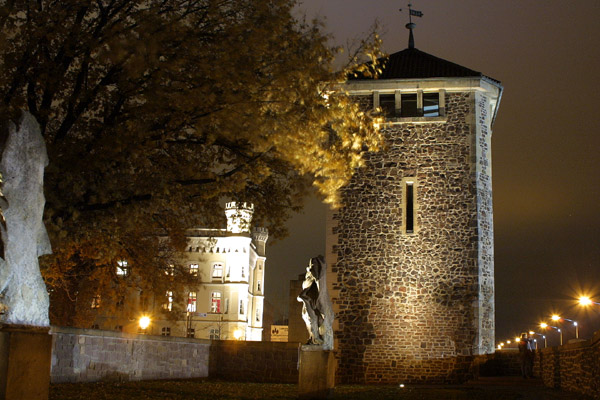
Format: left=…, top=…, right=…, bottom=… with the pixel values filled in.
left=224, top=202, right=254, bottom=234
left=251, top=227, right=269, bottom=257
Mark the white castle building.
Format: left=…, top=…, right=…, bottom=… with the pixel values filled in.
left=94, top=202, right=268, bottom=341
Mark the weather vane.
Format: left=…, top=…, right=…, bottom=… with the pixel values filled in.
left=399, top=3, right=423, bottom=49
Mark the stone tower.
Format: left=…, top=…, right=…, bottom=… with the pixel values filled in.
left=326, top=41, right=502, bottom=383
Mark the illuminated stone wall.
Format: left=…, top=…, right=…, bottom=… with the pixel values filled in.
left=328, top=88, right=498, bottom=384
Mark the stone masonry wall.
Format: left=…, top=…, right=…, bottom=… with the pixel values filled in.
left=329, top=92, right=489, bottom=384
left=51, top=326, right=210, bottom=383
left=209, top=340, right=299, bottom=383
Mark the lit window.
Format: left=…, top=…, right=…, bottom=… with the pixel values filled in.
left=423, top=93, right=440, bottom=117
left=91, top=295, right=101, bottom=309
left=187, top=292, right=197, bottom=312
left=210, top=292, right=221, bottom=313
left=189, top=264, right=199, bottom=276
left=186, top=328, right=195, bottom=338
left=161, top=327, right=171, bottom=336
left=210, top=328, right=220, bottom=340
left=163, top=291, right=173, bottom=311
left=239, top=300, right=245, bottom=315
left=212, top=263, right=224, bottom=278
left=165, top=264, right=175, bottom=276
left=116, top=260, right=128, bottom=276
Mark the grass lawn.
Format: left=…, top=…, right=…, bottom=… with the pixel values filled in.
left=49, top=378, right=587, bottom=400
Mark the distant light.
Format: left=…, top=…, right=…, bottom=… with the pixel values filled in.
left=515, top=337, right=521, bottom=342
left=528, top=331, right=535, bottom=335
left=139, top=316, right=151, bottom=330
left=574, top=321, right=578, bottom=326
left=399, top=384, right=405, bottom=388
left=497, top=345, right=502, bottom=350
left=540, top=323, right=548, bottom=329
left=579, top=296, right=592, bottom=306
left=506, top=340, right=511, bottom=344
left=233, top=329, right=243, bottom=340
left=551, top=315, right=560, bottom=321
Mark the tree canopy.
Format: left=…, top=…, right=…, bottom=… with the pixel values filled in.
left=0, top=0, right=382, bottom=326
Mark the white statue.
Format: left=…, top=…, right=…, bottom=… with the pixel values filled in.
left=0, top=112, right=51, bottom=327
left=297, top=255, right=334, bottom=350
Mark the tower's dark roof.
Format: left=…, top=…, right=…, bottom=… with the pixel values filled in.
left=349, top=47, right=482, bottom=80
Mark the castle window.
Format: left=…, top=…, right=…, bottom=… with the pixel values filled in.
left=241, top=265, right=245, bottom=278
left=257, top=280, right=262, bottom=292
left=115, top=325, right=123, bottom=332
left=187, top=292, right=197, bottom=312
left=256, top=307, right=261, bottom=322
left=212, top=263, right=224, bottom=279
left=186, top=328, right=195, bottom=338
left=210, top=328, right=220, bottom=340
left=210, top=291, right=221, bottom=313
left=161, top=327, right=171, bottom=336
left=375, top=91, right=443, bottom=119
left=239, top=300, right=245, bottom=315
left=423, top=93, right=440, bottom=117
left=91, top=294, right=101, bottom=309
left=165, top=264, right=175, bottom=276
left=116, top=260, right=128, bottom=276
left=189, top=264, right=199, bottom=276
left=163, top=291, right=173, bottom=311
left=401, top=93, right=418, bottom=117
left=379, top=94, right=396, bottom=117
left=224, top=298, right=229, bottom=314
left=403, top=178, right=417, bottom=234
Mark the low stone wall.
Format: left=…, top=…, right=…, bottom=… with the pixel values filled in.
left=50, top=326, right=210, bottom=383
left=209, top=340, right=300, bottom=383
left=536, top=331, right=600, bottom=398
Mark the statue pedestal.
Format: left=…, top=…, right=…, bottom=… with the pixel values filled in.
left=298, top=345, right=335, bottom=400
left=0, top=324, right=52, bottom=400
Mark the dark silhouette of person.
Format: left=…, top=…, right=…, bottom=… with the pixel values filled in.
left=518, top=333, right=535, bottom=378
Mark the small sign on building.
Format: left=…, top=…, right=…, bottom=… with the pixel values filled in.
left=270, top=325, right=288, bottom=342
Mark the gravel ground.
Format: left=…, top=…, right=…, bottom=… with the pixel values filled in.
left=49, top=377, right=589, bottom=400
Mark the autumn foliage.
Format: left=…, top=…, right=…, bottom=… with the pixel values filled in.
left=0, top=0, right=382, bottom=326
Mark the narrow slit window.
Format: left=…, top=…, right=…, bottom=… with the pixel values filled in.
left=406, top=182, right=415, bottom=233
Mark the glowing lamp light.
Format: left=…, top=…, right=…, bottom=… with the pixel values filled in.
left=139, top=316, right=151, bottom=330
left=540, top=323, right=548, bottom=329
left=497, top=345, right=502, bottom=350
left=551, top=315, right=560, bottom=322
left=515, top=337, right=521, bottom=342
left=528, top=331, right=535, bottom=335
left=233, top=329, right=243, bottom=340
left=579, top=296, right=593, bottom=306
left=506, top=340, right=511, bottom=344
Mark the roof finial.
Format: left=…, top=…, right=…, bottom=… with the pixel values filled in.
left=399, top=3, right=423, bottom=49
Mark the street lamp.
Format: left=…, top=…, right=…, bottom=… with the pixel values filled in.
left=579, top=296, right=600, bottom=306
left=529, top=331, right=546, bottom=348
left=139, top=315, right=151, bottom=333
left=551, top=314, right=579, bottom=339
left=541, top=322, right=562, bottom=346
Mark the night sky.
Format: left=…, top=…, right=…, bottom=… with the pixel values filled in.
left=266, top=0, right=600, bottom=347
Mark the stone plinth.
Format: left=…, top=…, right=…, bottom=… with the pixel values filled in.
left=298, top=345, right=335, bottom=400
left=0, top=324, right=52, bottom=400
